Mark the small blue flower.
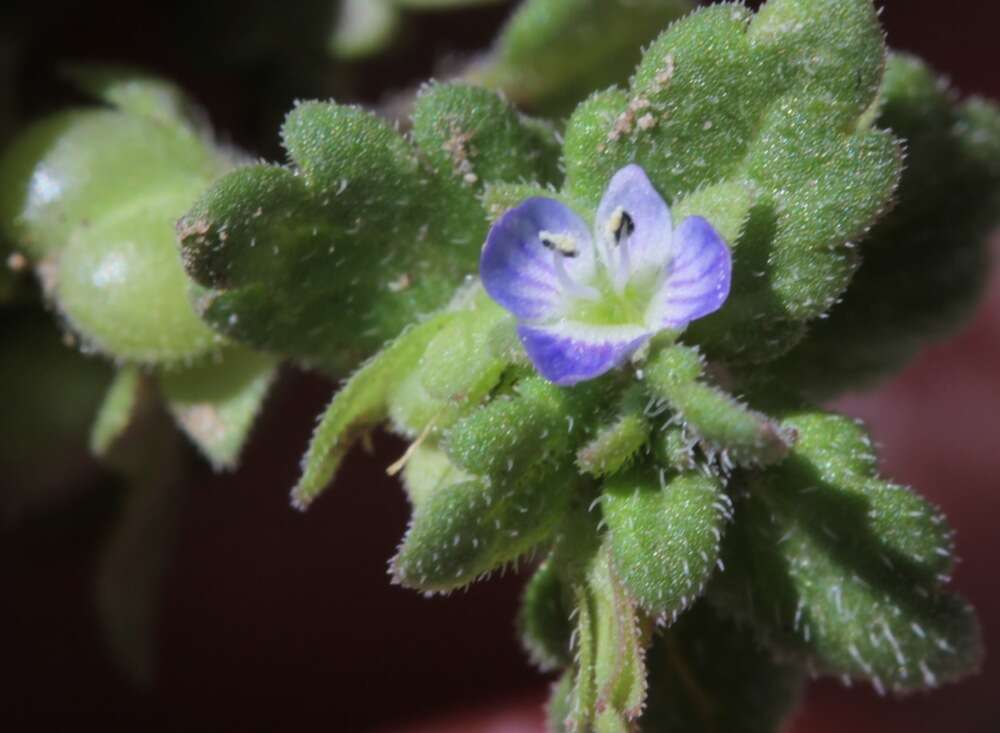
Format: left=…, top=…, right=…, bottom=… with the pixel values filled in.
left=480, top=164, right=732, bottom=386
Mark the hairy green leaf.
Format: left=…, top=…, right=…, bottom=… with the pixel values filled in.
left=411, top=81, right=562, bottom=187
left=391, top=466, right=575, bottom=592
left=560, top=531, right=649, bottom=732
left=519, top=557, right=574, bottom=671
left=180, top=86, right=559, bottom=371
left=444, top=375, right=610, bottom=478
left=712, top=407, right=981, bottom=693
left=590, top=546, right=648, bottom=724
left=562, top=0, right=901, bottom=362
left=602, top=466, right=727, bottom=620
left=576, top=410, right=649, bottom=478
left=292, top=312, right=454, bottom=509
left=644, top=345, right=794, bottom=467
left=400, top=441, right=473, bottom=510
left=772, top=54, right=1000, bottom=397
left=546, top=671, right=575, bottom=733
left=388, top=293, right=513, bottom=438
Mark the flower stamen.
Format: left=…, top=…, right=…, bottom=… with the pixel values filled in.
left=539, top=230, right=579, bottom=257
left=551, top=248, right=601, bottom=302
left=605, top=206, right=636, bottom=292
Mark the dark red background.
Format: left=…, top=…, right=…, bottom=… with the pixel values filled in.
left=3, top=1, right=999, bottom=731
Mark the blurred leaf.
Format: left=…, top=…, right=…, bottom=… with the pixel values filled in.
left=639, top=603, right=805, bottom=733
left=159, top=346, right=279, bottom=471
left=0, top=94, right=223, bottom=261
left=90, top=366, right=143, bottom=457
left=0, top=308, right=109, bottom=523
left=329, top=0, right=400, bottom=59
left=394, top=0, right=505, bottom=7
left=0, top=69, right=230, bottom=365
left=95, top=415, right=185, bottom=687
left=55, top=191, right=224, bottom=364
left=61, top=64, right=202, bottom=128
left=469, top=0, right=695, bottom=115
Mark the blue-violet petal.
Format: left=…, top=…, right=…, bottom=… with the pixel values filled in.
left=595, top=163, right=673, bottom=276
left=480, top=197, right=595, bottom=322
left=518, top=323, right=649, bottom=386
left=647, top=215, right=732, bottom=329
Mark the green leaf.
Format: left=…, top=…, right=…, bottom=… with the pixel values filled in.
left=95, top=414, right=185, bottom=687
left=570, top=581, right=598, bottom=730
left=519, top=557, right=574, bottom=671
left=0, top=308, right=111, bottom=521
left=90, top=366, right=144, bottom=457
left=159, top=346, right=278, bottom=471
left=590, top=546, right=648, bottom=723
left=546, top=671, right=574, bottom=733
left=771, top=54, right=1000, bottom=397
left=644, top=345, right=794, bottom=467
left=390, top=465, right=576, bottom=592
left=711, top=407, right=982, bottom=693
left=576, top=409, right=649, bottom=478
left=562, top=535, right=649, bottom=731
left=671, top=179, right=757, bottom=246
left=61, top=64, right=201, bottom=129
left=468, top=0, right=695, bottom=115
left=180, top=103, right=479, bottom=371
left=291, top=312, right=454, bottom=510
left=640, top=602, right=805, bottom=733
left=329, top=0, right=400, bottom=59
left=387, top=293, right=514, bottom=438
left=0, top=72, right=230, bottom=365
left=394, top=0, right=506, bottom=7
left=481, top=181, right=566, bottom=223
left=411, top=81, right=562, bottom=188
left=179, top=95, right=511, bottom=370
left=444, top=375, right=610, bottom=478
left=562, top=0, right=901, bottom=362
left=399, top=441, right=473, bottom=511
left=602, top=466, right=727, bottom=620
left=55, top=191, right=224, bottom=364
left=0, top=97, right=223, bottom=261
